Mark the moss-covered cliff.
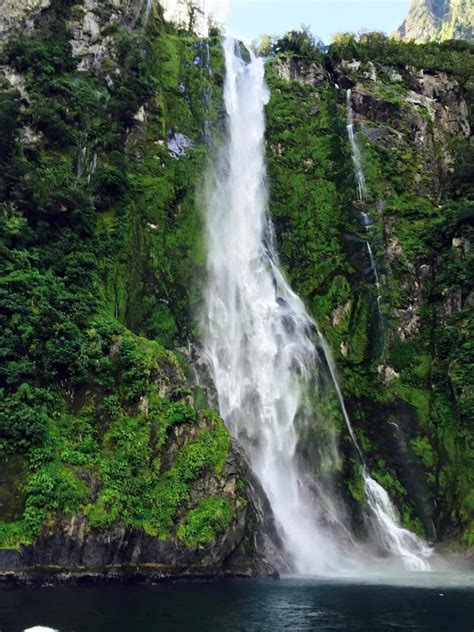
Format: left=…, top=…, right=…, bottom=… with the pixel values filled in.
left=0, top=2, right=472, bottom=580
left=265, top=31, right=473, bottom=547
left=0, top=0, right=283, bottom=581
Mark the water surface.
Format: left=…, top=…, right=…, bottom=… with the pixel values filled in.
left=1, top=576, right=473, bottom=631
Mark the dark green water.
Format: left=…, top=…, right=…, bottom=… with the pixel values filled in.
left=1, top=577, right=473, bottom=631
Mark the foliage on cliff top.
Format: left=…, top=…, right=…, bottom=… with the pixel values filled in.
left=329, top=32, right=474, bottom=91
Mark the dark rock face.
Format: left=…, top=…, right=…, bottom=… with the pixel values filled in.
left=359, top=398, right=437, bottom=540
left=338, top=62, right=470, bottom=193
left=351, top=90, right=401, bottom=127
left=0, top=442, right=286, bottom=585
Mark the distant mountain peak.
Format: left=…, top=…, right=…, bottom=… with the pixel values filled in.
left=397, top=0, right=473, bottom=42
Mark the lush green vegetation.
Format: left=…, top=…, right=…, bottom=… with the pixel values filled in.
left=0, top=1, right=232, bottom=551
left=0, top=0, right=472, bottom=557
left=265, top=30, right=473, bottom=544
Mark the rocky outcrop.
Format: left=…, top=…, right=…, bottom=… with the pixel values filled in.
left=397, top=0, right=474, bottom=43
left=0, top=442, right=285, bottom=585
left=0, top=0, right=151, bottom=71
left=274, top=57, right=326, bottom=86
left=0, top=0, right=51, bottom=38
left=335, top=56, right=471, bottom=223
left=337, top=64, right=470, bottom=167
left=68, top=0, right=153, bottom=71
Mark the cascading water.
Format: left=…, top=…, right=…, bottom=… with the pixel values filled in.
left=346, top=89, right=366, bottom=206
left=76, top=137, right=97, bottom=186
left=204, top=37, right=431, bottom=575
left=76, top=144, right=87, bottom=179
left=319, top=337, right=432, bottom=571
left=143, top=0, right=153, bottom=27
left=346, top=89, right=384, bottom=325
left=344, top=89, right=432, bottom=569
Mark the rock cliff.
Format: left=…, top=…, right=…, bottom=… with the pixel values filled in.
left=397, top=0, right=473, bottom=43
left=267, top=34, right=473, bottom=547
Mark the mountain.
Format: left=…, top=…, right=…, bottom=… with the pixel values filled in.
left=398, top=0, right=474, bottom=42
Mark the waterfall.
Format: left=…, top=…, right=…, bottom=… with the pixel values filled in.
left=76, top=137, right=97, bottom=186
left=203, top=37, right=431, bottom=575
left=346, top=89, right=366, bottom=205
left=318, top=337, right=432, bottom=571
left=76, top=143, right=87, bottom=178
left=346, top=88, right=384, bottom=340
left=143, top=0, right=153, bottom=27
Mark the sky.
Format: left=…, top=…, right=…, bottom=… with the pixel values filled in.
left=208, top=0, right=411, bottom=45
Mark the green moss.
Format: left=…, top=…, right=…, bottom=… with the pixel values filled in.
left=0, top=521, right=31, bottom=550
left=396, top=384, right=430, bottom=426
left=176, top=496, right=234, bottom=547
left=81, top=402, right=229, bottom=540
left=410, top=436, right=435, bottom=469
left=23, top=465, right=89, bottom=537
left=0, top=455, right=28, bottom=522
left=347, top=462, right=365, bottom=503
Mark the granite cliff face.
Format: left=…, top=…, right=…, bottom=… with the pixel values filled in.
left=397, top=0, right=473, bottom=43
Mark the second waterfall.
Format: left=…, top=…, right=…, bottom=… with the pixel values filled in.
left=203, top=38, right=431, bottom=575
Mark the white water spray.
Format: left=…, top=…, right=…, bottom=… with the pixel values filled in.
left=204, top=38, right=431, bottom=575
left=319, top=336, right=432, bottom=570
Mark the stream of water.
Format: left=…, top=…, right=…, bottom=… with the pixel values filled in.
left=346, top=89, right=385, bottom=329
left=203, top=38, right=432, bottom=576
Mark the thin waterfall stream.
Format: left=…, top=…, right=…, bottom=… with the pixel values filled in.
left=142, top=0, right=152, bottom=27
left=203, top=38, right=432, bottom=575
left=346, top=88, right=384, bottom=329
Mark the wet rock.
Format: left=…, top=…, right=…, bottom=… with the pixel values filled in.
left=167, top=132, right=194, bottom=159
left=436, top=289, right=463, bottom=322
left=351, top=89, right=401, bottom=126
left=333, top=60, right=358, bottom=88
left=362, top=397, right=437, bottom=540
left=0, top=438, right=285, bottom=584
left=0, top=335, right=285, bottom=586
left=360, top=123, right=404, bottom=149
left=337, top=60, right=470, bottom=190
